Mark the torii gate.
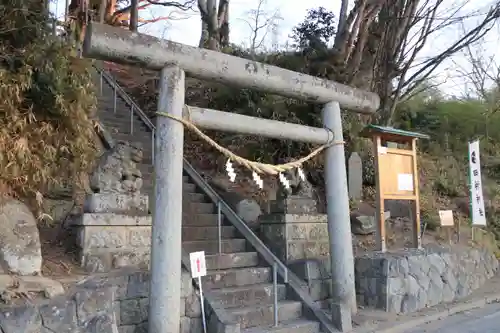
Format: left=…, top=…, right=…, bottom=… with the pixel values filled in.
left=83, top=22, right=380, bottom=333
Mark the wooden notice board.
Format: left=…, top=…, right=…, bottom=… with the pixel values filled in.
left=361, top=125, right=430, bottom=252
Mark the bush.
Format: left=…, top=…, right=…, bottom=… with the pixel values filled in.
left=0, top=0, right=99, bottom=210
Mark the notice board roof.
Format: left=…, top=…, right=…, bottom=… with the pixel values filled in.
left=360, top=125, right=430, bottom=140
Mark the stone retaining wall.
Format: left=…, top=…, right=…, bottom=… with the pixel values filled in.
left=0, top=268, right=201, bottom=333
left=355, top=246, right=499, bottom=313
left=288, top=246, right=498, bottom=315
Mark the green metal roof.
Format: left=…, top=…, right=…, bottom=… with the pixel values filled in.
left=360, top=124, right=430, bottom=140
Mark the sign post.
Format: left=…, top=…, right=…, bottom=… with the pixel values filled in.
left=468, top=140, right=487, bottom=242
left=189, top=251, right=207, bottom=333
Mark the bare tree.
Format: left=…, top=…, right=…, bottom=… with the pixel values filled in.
left=328, top=0, right=500, bottom=125
left=197, top=0, right=229, bottom=50
left=238, top=0, right=283, bottom=55
left=454, top=39, right=500, bottom=137
left=67, top=0, right=196, bottom=43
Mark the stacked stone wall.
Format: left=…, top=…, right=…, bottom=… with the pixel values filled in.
left=0, top=268, right=201, bottom=333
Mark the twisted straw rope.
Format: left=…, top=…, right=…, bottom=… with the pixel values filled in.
left=156, top=106, right=344, bottom=176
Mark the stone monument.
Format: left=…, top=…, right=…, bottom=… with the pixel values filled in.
left=74, top=141, right=152, bottom=273
left=259, top=166, right=329, bottom=264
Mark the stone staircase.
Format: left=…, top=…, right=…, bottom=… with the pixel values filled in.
left=94, top=71, right=322, bottom=333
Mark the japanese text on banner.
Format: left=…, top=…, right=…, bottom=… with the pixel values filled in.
left=468, top=140, right=486, bottom=226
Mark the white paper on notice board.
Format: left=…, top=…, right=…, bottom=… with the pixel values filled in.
left=397, top=173, right=414, bottom=191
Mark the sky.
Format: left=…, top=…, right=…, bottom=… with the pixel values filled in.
left=49, top=0, right=500, bottom=97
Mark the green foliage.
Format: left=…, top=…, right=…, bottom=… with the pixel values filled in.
left=0, top=0, right=99, bottom=207
left=290, top=7, right=336, bottom=51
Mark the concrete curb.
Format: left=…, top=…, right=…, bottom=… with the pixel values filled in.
left=356, top=292, right=500, bottom=333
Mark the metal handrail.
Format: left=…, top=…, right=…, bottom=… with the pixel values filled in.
left=94, top=65, right=337, bottom=333
left=96, top=65, right=155, bottom=129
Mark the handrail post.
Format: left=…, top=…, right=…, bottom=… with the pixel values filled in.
left=99, top=71, right=103, bottom=95
left=217, top=201, right=222, bottom=254
left=151, top=129, right=155, bottom=165
left=130, top=105, right=134, bottom=134
left=113, top=83, right=117, bottom=114
left=273, top=262, right=279, bottom=327
left=148, top=65, right=185, bottom=333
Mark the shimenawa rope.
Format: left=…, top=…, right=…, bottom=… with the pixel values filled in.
left=156, top=106, right=344, bottom=176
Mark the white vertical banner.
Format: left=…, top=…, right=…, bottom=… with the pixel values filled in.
left=468, top=140, right=487, bottom=226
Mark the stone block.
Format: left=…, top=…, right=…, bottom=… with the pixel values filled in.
left=288, top=258, right=330, bottom=281
left=39, top=297, right=78, bottom=332
left=118, top=325, right=137, bottom=333
left=84, top=193, right=149, bottom=215
left=80, top=248, right=150, bottom=273
left=120, top=299, right=148, bottom=325
left=128, top=227, right=152, bottom=247
left=260, top=213, right=327, bottom=225
left=74, top=287, right=115, bottom=325
left=180, top=317, right=191, bottom=333
left=77, top=226, right=129, bottom=249
left=0, top=303, right=42, bottom=333
left=127, top=271, right=150, bottom=298
left=75, top=213, right=152, bottom=226
left=260, top=211, right=329, bottom=263
left=185, top=293, right=201, bottom=318
left=270, top=197, right=318, bottom=214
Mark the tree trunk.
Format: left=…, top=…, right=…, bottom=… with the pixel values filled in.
left=198, top=0, right=230, bottom=50
left=129, top=0, right=139, bottom=31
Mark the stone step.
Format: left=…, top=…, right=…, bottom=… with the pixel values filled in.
left=206, top=252, right=258, bottom=270
left=182, top=226, right=235, bottom=241
left=182, top=213, right=220, bottom=226
left=227, top=301, right=302, bottom=329
left=183, top=183, right=197, bottom=193
left=184, top=192, right=205, bottom=203
left=100, top=115, right=150, bottom=127
left=184, top=202, right=214, bottom=214
left=101, top=122, right=151, bottom=136
left=208, top=283, right=286, bottom=309
left=203, top=267, right=271, bottom=290
left=183, top=239, right=246, bottom=254
left=110, top=134, right=154, bottom=149
left=241, top=320, right=320, bottom=333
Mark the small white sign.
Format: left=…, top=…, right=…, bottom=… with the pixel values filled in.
left=468, top=140, right=487, bottom=226
left=378, top=146, right=388, bottom=155
left=439, top=210, right=454, bottom=227
left=397, top=173, right=414, bottom=191
left=189, top=251, right=207, bottom=278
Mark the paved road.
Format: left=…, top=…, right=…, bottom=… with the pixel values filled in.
left=406, top=302, right=500, bottom=333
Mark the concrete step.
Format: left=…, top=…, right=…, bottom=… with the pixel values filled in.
left=182, top=226, right=235, bottom=241
left=183, top=239, right=246, bottom=254
left=101, top=120, right=151, bottom=133
left=111, top=133, right=154, bottom=148
left=183, top=183, right=197, bottom=193
left=208, top=283, right=286, bottom=309
left=184, top=192, right=205, bottom=203
left=228, top=301, right=302, bottom=329
left=206, top=252, right=258, bottom=270
left=241, top=320, right=320, bottom=333
left=184, top=202, right=214, bottom=214
left=203, top=267, right=271, bottom=290
left=182, top=213, right=219, bottom=226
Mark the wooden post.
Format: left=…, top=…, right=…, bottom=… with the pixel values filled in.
left=411, top=138, right=422, bottom=248
left=373, top=135, right=386, bottom=252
